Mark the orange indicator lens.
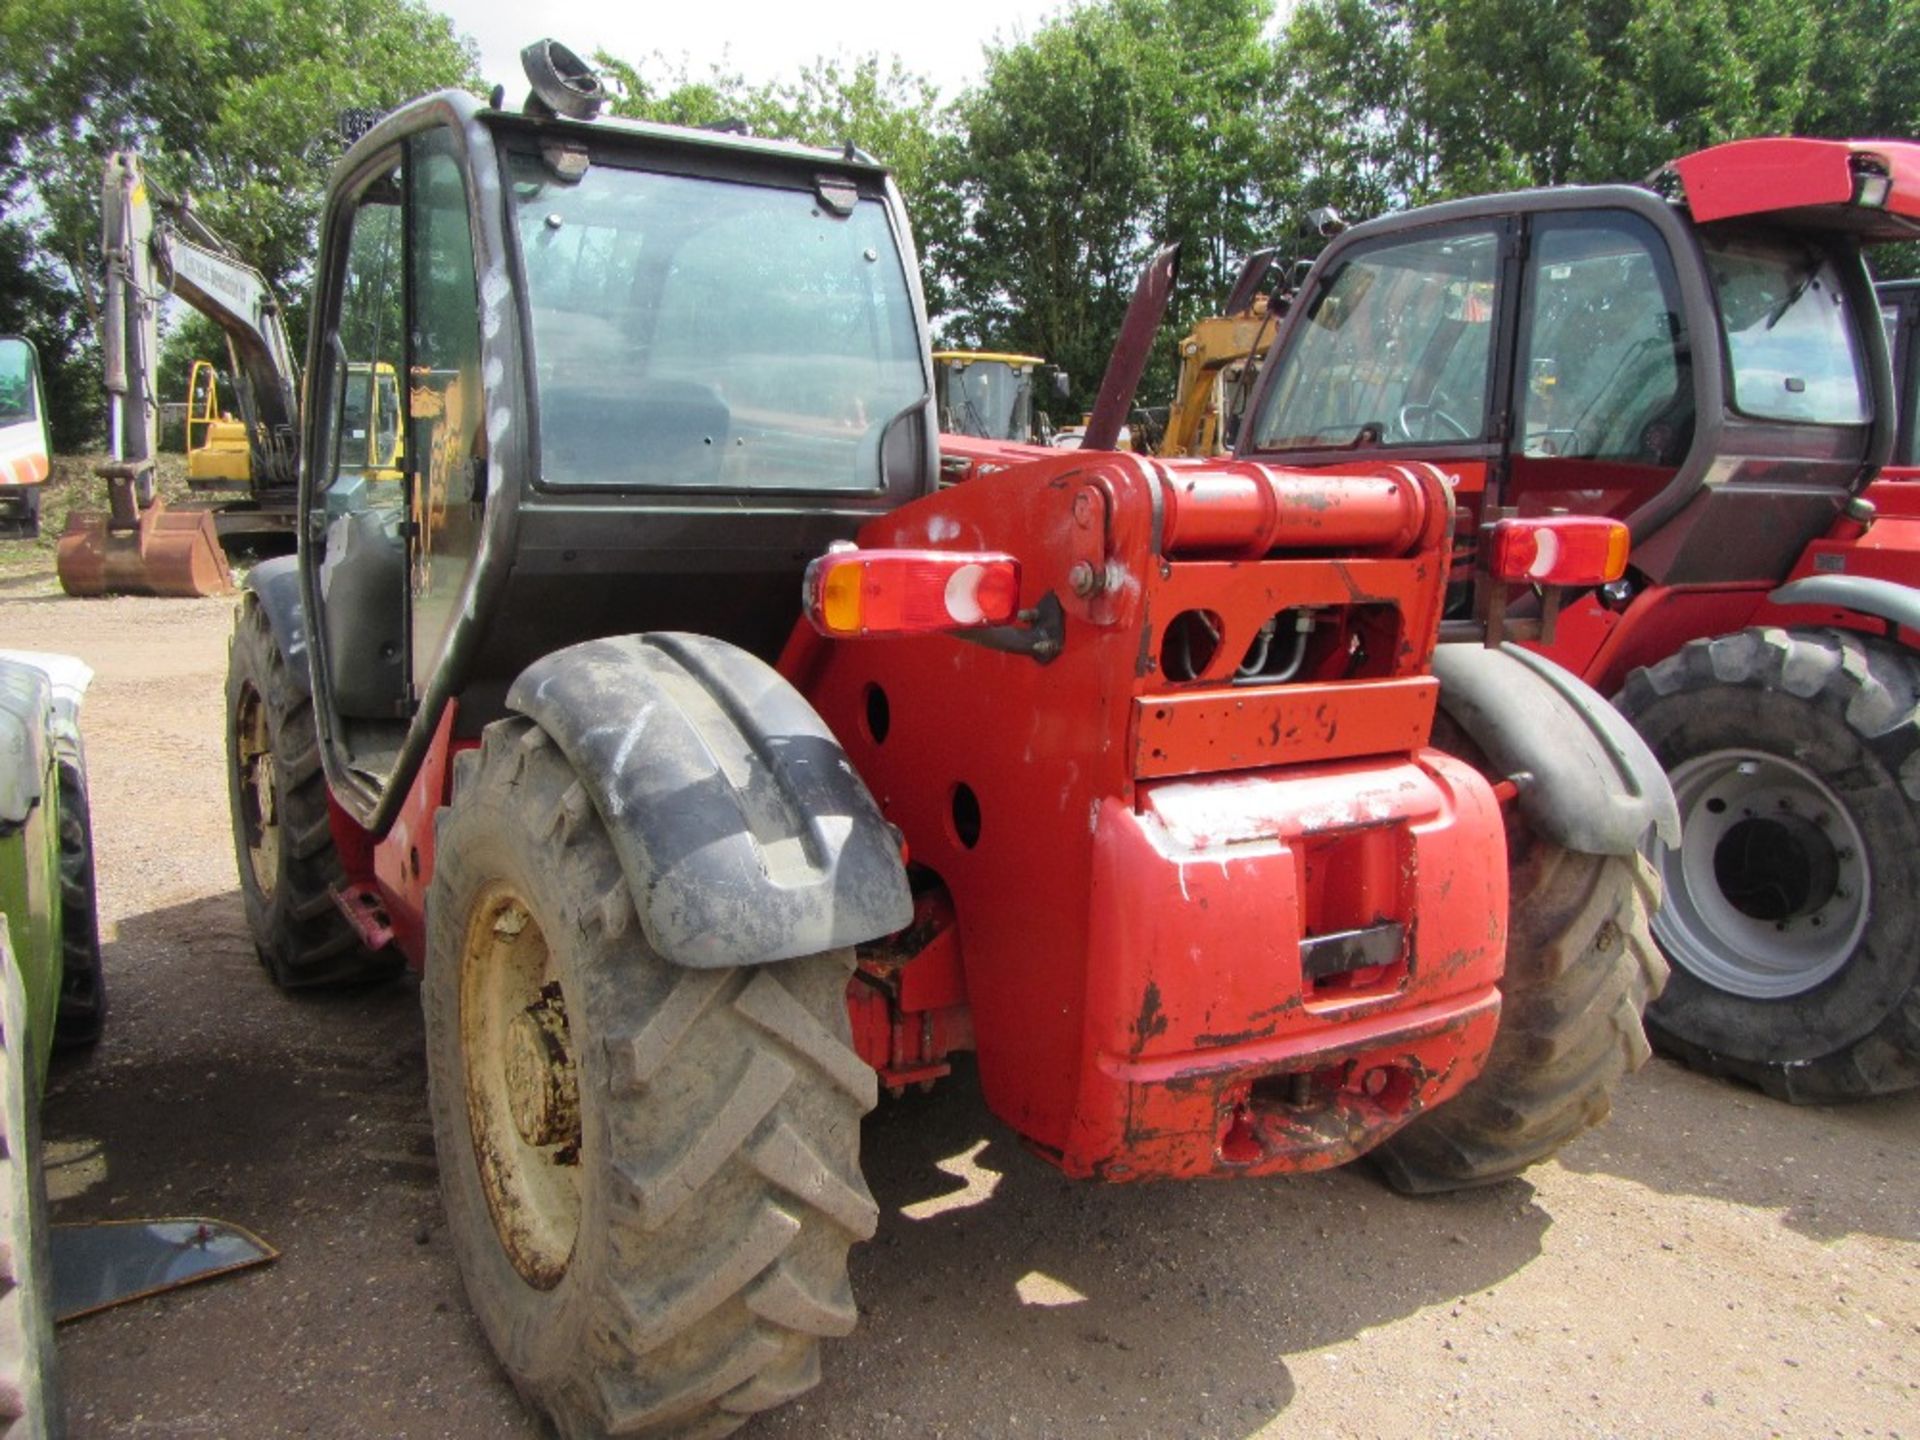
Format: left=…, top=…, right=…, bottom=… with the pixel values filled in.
left=805, top=548, right=1022, bottom=637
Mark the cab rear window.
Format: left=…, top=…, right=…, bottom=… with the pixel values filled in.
left=1704, top=237, right=1869, bottom=425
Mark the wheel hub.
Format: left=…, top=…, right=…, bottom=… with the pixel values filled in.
left=236, top=683, right=279, bottom=897
left=504, top=988, right=579, bottom=1150
left=1654, top=749, right=1869, bottom=999
left=461, top=888, right=583, bottom=1289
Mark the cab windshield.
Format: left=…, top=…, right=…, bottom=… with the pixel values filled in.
left=1703, top=235, right=1869, bottom=425
left=511, top=156, right=925, bottom=491
left=1248, top=230, right=1498, bottom=451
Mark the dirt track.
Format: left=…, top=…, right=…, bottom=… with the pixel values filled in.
left=3, top=566, right=1915, bottom=1440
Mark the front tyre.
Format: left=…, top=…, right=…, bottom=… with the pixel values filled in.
left=426, top=717, right=877, bottom=1439
left=1619, top=627, right=1920, bottom=1101
left=1374, top=828, right=1665, bottom=1193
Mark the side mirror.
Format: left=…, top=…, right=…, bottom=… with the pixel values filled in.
left=1051, top=370, right=1071, bottom=401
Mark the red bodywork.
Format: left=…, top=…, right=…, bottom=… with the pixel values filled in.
left=786, top=448, right=1506, bottom=1179
left=346, top=444, right=1509, bottom=1182
left=1531, top=475, right=1920, bottom=693
left=1669, top=137, right=1920, bottom=238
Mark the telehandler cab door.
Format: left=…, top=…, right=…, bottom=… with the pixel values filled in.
left=303, top=121, right=491, bottom=804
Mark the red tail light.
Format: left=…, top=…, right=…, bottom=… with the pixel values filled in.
left=1486, top=517, right=1630, bottom=586
left=804, top=547, right=1022, bottom=637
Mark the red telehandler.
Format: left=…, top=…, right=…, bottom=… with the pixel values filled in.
left=225, top=42, right=1672, bottom=1438
left=1243, top=137, right=1920, bottom=1103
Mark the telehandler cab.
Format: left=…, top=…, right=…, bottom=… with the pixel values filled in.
left=1244, top=136, right=1920, bottom=1103
left=227, top=42, right=1673, bottom=1438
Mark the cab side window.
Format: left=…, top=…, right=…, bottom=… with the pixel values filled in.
left=407, top=128, right=486, bottom=689
left=319, top=162, right=410, bottom=726
left=1514, top=215, right=1691, bottom=471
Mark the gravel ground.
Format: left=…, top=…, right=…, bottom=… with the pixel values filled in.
left=2, top=562, right=1914, bottom=1440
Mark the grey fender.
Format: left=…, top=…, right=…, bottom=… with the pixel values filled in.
left=506, top=633, right=912, bottom=968
left=1432, top=642, right=1680, bottom=855
left=244, top=556, right=310, bottom=697
left=1770, top=574, right=1920, bottom=633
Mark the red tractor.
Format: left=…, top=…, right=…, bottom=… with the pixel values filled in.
left=1241, top=137, right=1920, bottom=1104
left=226, top=43, right=1672, bottom=1439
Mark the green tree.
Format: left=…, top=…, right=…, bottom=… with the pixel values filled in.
left=936, top=0, right=1282, bottom=411
left=1276, top=0, right=1920, bottom=217
left=0, top=220, right=97, bottom=446
left=0, top=0, right=478, bottom=441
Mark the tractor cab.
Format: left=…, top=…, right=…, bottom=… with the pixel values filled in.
left=1239, top=139, right=1911, bottom=601
left=932, top=350, right=1064, bottom=442
left=292, top=56, right=934, bottom=828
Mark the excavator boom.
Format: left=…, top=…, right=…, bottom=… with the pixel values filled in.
left=56, top=151, right=301, bottom=598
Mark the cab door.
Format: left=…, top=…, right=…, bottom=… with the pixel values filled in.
left=305, top=124, right=488, bottom=791
left=1500, top=210, right=1695, bottom=522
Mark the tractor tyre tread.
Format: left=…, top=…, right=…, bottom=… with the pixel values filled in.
left=50, top=745, right=105, bottom=1051
left=428, top=716, right=874, bottom=1440
left=1618, top=626, right=1920, bottom=1102
left=1373, top=843, right=1664, bottom=1193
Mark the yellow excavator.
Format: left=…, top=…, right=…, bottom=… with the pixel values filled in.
left=58, top=152, right=300, bottom=597
left=1157, top=248, right=1282, bottom=458
left=1158, top=215, right=1348, bottom=459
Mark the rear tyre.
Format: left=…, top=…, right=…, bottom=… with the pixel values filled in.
left=426, top=717, right=877, bottom=1439
left=1374, top=830, right=1664, bottom=1193
left=225, top=595, right=396, bottom=989
left=0, top=932, right=61, bottom=1438
left=1618, top=627, right=1920, bottom=1101
left=50, top=746, right=105, bottom=1050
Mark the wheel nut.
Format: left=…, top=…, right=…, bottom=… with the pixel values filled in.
left=504, top=996, right=579, bottom=1149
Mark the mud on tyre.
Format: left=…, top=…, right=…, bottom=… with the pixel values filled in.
left=226, top=594, right=397, bottom=989
left=1619, top=626, right=1920, bottom=1101
left=425, top=716, right=877, bottom=1439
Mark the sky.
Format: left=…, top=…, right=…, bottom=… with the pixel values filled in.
left=433, top=0, right=1073, bottom=102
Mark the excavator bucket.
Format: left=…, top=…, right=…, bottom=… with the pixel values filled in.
left=55, top=499, right=232, bottom=598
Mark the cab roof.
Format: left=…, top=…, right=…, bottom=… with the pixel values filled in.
left=1663, top=138, right=1920, bottom=242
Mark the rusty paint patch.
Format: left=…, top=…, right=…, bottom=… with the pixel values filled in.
left=1133, top=982, right=1170, bottom=1049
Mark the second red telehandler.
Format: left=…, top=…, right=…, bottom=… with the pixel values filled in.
left=1243, top=136, right=1920, bottom=1102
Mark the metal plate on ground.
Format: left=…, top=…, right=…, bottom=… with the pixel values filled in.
left=51, top=1217, right=278, bottom=1322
